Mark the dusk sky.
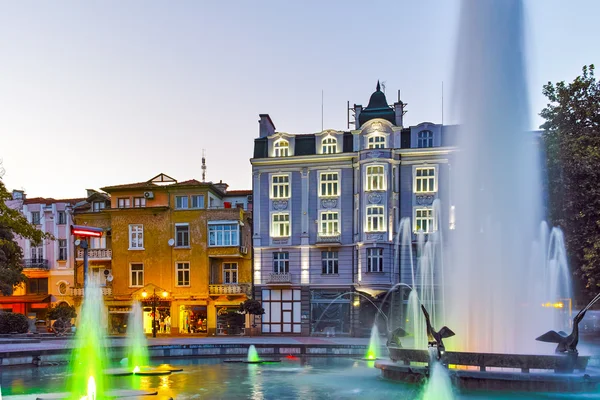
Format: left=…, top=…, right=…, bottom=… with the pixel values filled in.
left=1, top=0, right=598, bottom=198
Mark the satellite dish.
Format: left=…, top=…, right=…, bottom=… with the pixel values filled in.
left=168, top=238, right=175, bottom=247
left=106, top=274, right=114, bottom=282
left=74, top=239, right=81, bottom=246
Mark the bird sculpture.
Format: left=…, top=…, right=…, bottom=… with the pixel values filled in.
left=421, top=305, right=455, bottom=360
left=536, top=308, right=586, bottom=354
left=386, top=326, right=409, bottom=348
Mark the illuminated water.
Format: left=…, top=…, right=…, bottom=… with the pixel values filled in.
left=124, top=301, right=150, bottom=369
left=247, top=345, right=260, bottom=362
left=0, top=357, right=596, bottom=399
left=366, top=325, right=380, bottom=360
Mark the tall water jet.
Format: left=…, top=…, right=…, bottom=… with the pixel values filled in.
left=68, top=276, right=109, bottom=399
left=421, top=357, right=454, bottom=400
left=366, top=325, right=380, bottom=360
left=125, top=301, right=150, bottom=370
left=247, top=345, right=260, bottom=363
left=445, top=0, right=569, bottom=353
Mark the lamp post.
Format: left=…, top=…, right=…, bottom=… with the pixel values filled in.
left=71, top=225, right=103, bottom=286
left=142, top=289, right=168, bottom=338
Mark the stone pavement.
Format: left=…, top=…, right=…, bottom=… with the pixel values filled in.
left=0, top=336, right=369, bottom=354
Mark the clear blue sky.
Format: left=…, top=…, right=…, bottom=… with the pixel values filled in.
left=1, top=0, right=598, bottom=198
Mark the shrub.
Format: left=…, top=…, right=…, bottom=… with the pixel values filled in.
left=47, top=303, right=77, bottom=321
left=0, top=312, right=29, bottom=334
left=239, top=299, right=265, bottom=315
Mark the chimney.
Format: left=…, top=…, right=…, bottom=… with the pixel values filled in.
left=213, top=180, right=229, bottom=193
left=394, top=101, right=405, bottom=127
left=354, top=105, right=362, bottom=129
left=259, top=114, right=276, bottom=138
left=11, top=190, right=24, bottom=200
left=86, top=189, right=98, bottom=198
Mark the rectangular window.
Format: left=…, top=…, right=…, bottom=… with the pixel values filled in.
left=129, top=224, right=144, bottom=249
left=176, top=224, right=190, bottom=247
left=31, top=211, right=41, bottom=225
left=319, top=172, right=339, bottom=197
left=271, top=175, right=290, bottom=199
left=175, top=195, right=189, bottom=209
left=368, top=135, right=386, bottom=149
left=117, top=198, right=130, bottom=208
left=273, top=252, right=289, bottom=274
left=223, top=262, right=238, bottom=284
left=366, top=165, right=385, bottom=191
left=366, top=206, right=385, bottom=232
left=415, top=208, right=436, bottom=233
left=271, top=213, right=290, bottom=237
left=415, top=167, right=436, bottom=193
left=31, top=246, right=43, bottom=260
left=191, top=195, right=205, bottom=209
left=93, top=201, right=105, bottom=212
left=133, top=197, right=146, bottom=208
left=58, top=239, right=67, bottom=261
left=321, top=251, right=339, bottom=274
left=130, top=264, right=144, bottom=287
left=208, top=223, right=239, bottom=246
left=320, top=212, right=339, bottom=236
left=27, top=278, right=48, bottom=294
left=57, top=211, right=67, bottom=225
left=90, top=237, right=106, bottom=249
left=367, top=248, right=383, bottom=272
left=176, top=262, right=190, bottom=286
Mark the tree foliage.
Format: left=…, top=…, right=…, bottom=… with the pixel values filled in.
left=541, top=65, right=600, bottom=300
left=0, top=175, right=51, bottom=295
left=47, top=303, right=77, bottom=321
left=239, top=299, right=265, bottom=315
left=0, top=312, right=29, bottom=334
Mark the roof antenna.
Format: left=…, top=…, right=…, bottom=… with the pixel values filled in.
left=381, top=81, right=386, bottom=94
left=201, top=149, right=207, bottom=182
left=321, top=90, right=324, bottom=132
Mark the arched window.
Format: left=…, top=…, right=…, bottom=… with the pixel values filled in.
left=321, top=136, right=337, bottom=154
left=273, top=139, right=289, bottom=157
left=418, top=130, right=433, bottom=148
left=368, top=135, right=386, bottom=149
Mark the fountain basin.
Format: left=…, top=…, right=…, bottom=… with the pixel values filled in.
left=223, top=359, right=281, bottom=364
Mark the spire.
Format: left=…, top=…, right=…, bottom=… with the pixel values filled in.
left=376, top=80, right=381, bottom=92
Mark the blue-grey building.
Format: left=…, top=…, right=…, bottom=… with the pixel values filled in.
left=251, top=83, right=454, bottom=336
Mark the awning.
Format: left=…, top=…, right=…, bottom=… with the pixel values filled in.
left=0, top=294, right=51, bottom=304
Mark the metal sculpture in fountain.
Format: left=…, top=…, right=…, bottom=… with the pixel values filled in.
left=387, top=327, right=409, bottom=348
left=536, top=292, right=600, bottom=354
left=421, top=305, right=455, bottom=360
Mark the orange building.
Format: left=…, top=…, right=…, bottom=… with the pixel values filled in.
left=73, top=174, right=252, bottom=335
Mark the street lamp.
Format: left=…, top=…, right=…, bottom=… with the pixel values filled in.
left=142, top=289, right=168, bottom=338
left=71, top=225, right=103, bottom=286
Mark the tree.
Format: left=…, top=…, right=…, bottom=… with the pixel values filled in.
left=0, top=172, right=51, bottom=295
left=47, top=303, right=77, bottom=335
left=541, top=64, right=600, bottom=300
left=239, top=299, right=265, bottom=316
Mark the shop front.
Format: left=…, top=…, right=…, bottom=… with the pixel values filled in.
left=179, top=304, right=207, bottom=334
left=216, top=306, right=245, bottom=335
left=0, top=294, right=52, bottom=321
left=108, top=306, right=131, bottom=335
left=310, top=289, right=351, bottom=336
left=141, top=299, right=171, bottom=334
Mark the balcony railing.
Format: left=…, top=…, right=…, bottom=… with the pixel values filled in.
left=76, top=248, right=112, bottom=260
left=23, top=259, right=50, bottom=270
left=209, top=284, right=249, bottom=295
left=70, top=287, right=112, bottom=297
left=267, top=273, right=292, bottom=284
left=316, top=233, right=341, bottom=244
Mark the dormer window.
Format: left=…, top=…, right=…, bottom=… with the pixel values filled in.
left=418, top=130, right=433, bottom=148
left=274, top=139, right=289, bottom=157
left=368, top=135, right=385, bottom=149
left=322, top=136, right=337, bottom=154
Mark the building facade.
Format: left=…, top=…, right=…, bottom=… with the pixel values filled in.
left=2, top=191, right=83, bottom=322
left=73, top=174, right=252, bottom=336
left=251, top=83, right=455, bottom=336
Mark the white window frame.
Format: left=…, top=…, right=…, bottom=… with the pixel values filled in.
left=57, top=211, right=67, bottom=225
left=273, top=252, right=289, bottom=274
left=175, top=195, right=189, bottom=209
left=117, top=198, right=130, bottom=208
left=191, top=194, right=205, bottom=209
left=321, top=136, right=337, bottom=154
left=31, top=211, right=41, bottom=225
left=321, top=251, right=338, bottom=274
left=366, top=165, right=385, bottom=191
left=368, top=135, right=386, bottom=149
left=271, top=175, right=290, bottom=199
left=93, top=201, right=105, bottom=212
left=223, top=262, right=238, bottom=284
left=366, top=206, right=385, bottom=232
left=133, top=197, right=146, bottom=208
left=367, top=248, right=383, bottom=272
left=129, top=224, right=144, bottom=250
left=176, top=262, right=190, bottom=287
left=175, top=223, right=190, bottom=247
left=319, top=172, right=339, bottom=197
left=130, top=263, right=144, bottom=287
left=271, top=213, right=290, bottom=237
left=319, top=212, right=339, bottom=236
left=208, top=222, right=239, bottom=247
left=418, top=130, right=433, bottom=148
left=58, top=239, right=67, bottom=261
left=90, top=237, right=106, bottom=249
left=414, top=167, right=436, bottom=193
left=414, top=208, right=436, bottom=233
left=274, top=139, right=289, bottom=157
left=31, top=245, right=43, bottom=260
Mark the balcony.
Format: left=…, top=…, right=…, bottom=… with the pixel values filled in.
left=23, top=259, right=50, bottom=270
left=76, top=248, right=112, bottom=260
left=69, top=287, right=112, bottom=297
left=207, top=246, right=248, bottom=258
left=267, top=273, right=292, bottom=284
left=316, top=233, right=341, bottom=245
left=209, top=284, right=249, bottom=296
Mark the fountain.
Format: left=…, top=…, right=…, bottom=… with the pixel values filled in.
left=364, top=325, right=381, bottom=360
left=247, top=345, right=261, bottom=363
left=125, top=301, right=150, bottom=370
left=223, top=345, right=281, bottom=364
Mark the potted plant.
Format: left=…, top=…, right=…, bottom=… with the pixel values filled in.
left=239, top=299, right=264, bottom=336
